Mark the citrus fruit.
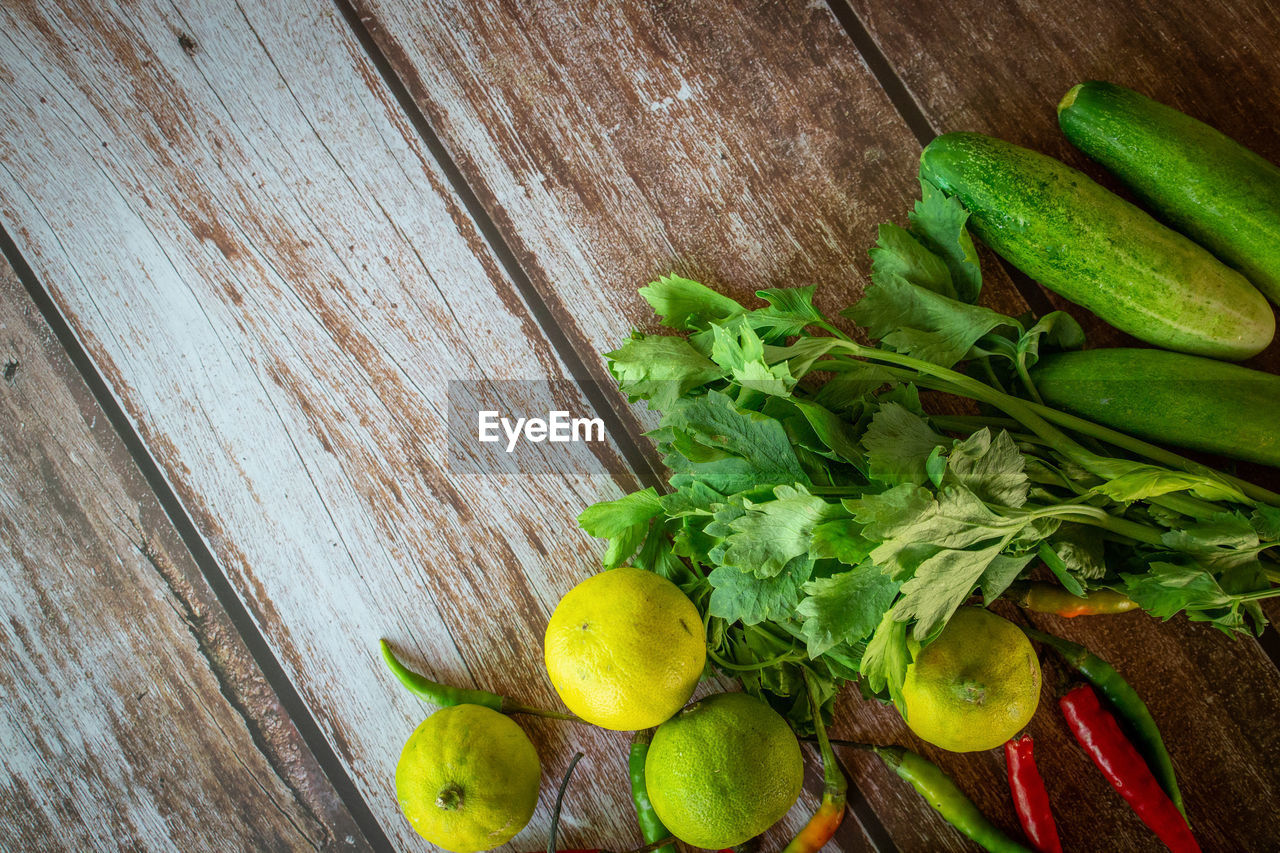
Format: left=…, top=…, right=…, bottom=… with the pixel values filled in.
left=900, top=606, right=1042, bottom=752
left=395, top=704, right=540, bottom=852
left=544, top=567, right=705, bottom=730
left=644, top=691, right=803, bottom=849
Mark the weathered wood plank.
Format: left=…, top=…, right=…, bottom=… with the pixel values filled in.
left=345, top=0, right=1280, bottom=849
left=0, top=261, right=364, bottom=849
left=0, top=0, right=661, bottom=847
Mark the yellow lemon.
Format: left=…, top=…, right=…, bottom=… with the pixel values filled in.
left=544, top=567, right=705, bottom=730
left=394, top=704, right=540, bottom=852
left=901, top=607, right=1041, bottom=752
left=645, top=692, right=803, bottom=849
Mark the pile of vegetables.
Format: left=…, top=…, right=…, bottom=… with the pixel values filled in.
left=582, top=226, right=1280, bottom=729
left=572, top=77, right=1280, bottom=849
left=382, top=81, right=1280, bottom=853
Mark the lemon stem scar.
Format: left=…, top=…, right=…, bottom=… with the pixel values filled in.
left=956, top=680, right=987, bottom=705
left=435, top=784, right=464, bottom=811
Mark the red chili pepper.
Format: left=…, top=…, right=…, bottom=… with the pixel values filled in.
left=1059, top=685, right=1199, bottom=852
left=1004, top=735, right=1062, bottom=853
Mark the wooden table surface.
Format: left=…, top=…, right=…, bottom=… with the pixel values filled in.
left=2, top=1, right=1278, bottom=850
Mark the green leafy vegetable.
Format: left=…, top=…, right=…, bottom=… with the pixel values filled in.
left=578, top=488, right=664, bottom=569
left=606, top=332, right=724, bottom=410
left=846, top=272, right=1020, bottom=369
left=640, top=274, right=743, bottom=331
left=862, top=403, right=949, bottom=486
left=575, top=183, right=1280, bottom=730
left=870, top=223, right=957, bottom=299
left=944, top=429, right=1029, bottom=507
left=861, top=613, right=912, bottom=711
left=909, top=178, right=983, bottom=302
left=798, top=564, right=900, bottom=657
left=723, top=485, right=847, bottom=578
left=708, top=563, right=810, bottom=626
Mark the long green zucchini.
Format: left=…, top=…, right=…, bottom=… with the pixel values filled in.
left=919, top=132, right=1273, bottom=361
left=1031, top=348, right=1280, bottom=468
left=1059, top=81, right=1280, bottom=305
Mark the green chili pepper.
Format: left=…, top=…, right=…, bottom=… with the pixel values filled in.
left=380, top=639, right=580, bottom=720
left=873, top=746, right=1031, bottom=853
left=1022, top=628, right=1185, bottom=821
left=628, top=730, right=676, bottom=853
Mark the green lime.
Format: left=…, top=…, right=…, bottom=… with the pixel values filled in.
left=901, top=606, right=1042, bottom=752
left=644, top=692, right=803, bottom=848
left=544, top=567, right=705, bottom=730
left=395, top=704, right=540, bottom=852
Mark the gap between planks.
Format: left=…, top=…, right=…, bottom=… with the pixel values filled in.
left=0, top=222, right=392, bottom=853
left=825, top=0, right=1061, bottom=320
left=332, top=0, right=666, bottom=497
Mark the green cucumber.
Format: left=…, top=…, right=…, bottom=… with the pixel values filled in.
left=1031, top=348, right=1280, bottom=468
left=1059, top=81, right=1280, bottom=305
left=919, top=132, right=1273, bottom=361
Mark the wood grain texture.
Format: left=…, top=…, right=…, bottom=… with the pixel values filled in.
left=0, top=262, right=363, bottom=850
left=352, top=0, right=1031, bottom=368
left=348, top=0, right=1280, bottom=849
left=0, top=0, right=654, bottom=848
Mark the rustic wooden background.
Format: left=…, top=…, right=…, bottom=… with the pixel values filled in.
left=1, top=0, right=1277, bottom=850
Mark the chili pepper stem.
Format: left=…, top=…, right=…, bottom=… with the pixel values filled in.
left=500, top=701, right=583, bottom=721
left=380, top=640, right=584, bottom=721
left=782, top=672, right=848, bottom=853
left=547, top=752, right=585, bottom=853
